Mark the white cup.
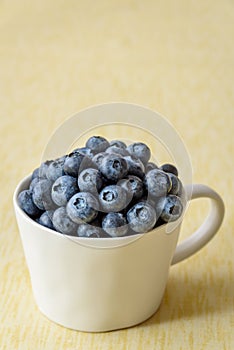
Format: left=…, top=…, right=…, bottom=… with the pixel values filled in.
left=13, top=178, right=224, bottom=332
left=13, top=103, right=225, bottom=332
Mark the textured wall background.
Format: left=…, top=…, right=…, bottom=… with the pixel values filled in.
left=0, top=1, right=233, bottom=349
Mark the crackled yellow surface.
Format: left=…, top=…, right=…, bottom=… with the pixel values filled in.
left=0, top=1, right=233, bottom=349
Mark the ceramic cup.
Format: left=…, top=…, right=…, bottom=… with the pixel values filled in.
left=13, top=103, right=225, bottom=332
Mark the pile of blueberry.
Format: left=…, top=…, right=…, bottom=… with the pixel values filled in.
left=18, top=136, right=184, bottom=238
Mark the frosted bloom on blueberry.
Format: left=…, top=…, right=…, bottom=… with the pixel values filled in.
left=46, top=156, right=66, bottom=182
left=99, top=154, right=128, bottom=181
left=102, top=212, right=128, bottom=237
left=160, top=195, right=183, bottom=222
left=127, top=201, right=157, bottom=233
left=99, top=185, right=128, bottom=212
left=145, top=169, right=172, bottom=198
left=85, top=136, right=110, bottom=153
left=67, top=192, right=99, bottom=224
left=127, top=142, right=151, bottom=165
left=32, top=179, right=55, bottom=211
left=52, top=207, right=77, bottom=235
left=160, top=163, right=178, bottom=177
left=78, top=168, right=103, bottom=193
left=18, top=190, right=41, bottom=217
left=51, top=175, right=78, bottom=206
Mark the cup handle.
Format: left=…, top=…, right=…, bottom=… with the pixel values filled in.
left=171, top=184, right=225, bottom=265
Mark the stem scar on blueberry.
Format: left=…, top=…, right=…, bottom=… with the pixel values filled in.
left=74, top=198, right=85, bottom=208
left=113, top=160, right=120, bottom=169
left=53, top=184, right=62, bottom=192
left=103, top=192, right=115, bottom=201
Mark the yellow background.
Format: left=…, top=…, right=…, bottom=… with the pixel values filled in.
left=0, top=1, right=233, bottom=349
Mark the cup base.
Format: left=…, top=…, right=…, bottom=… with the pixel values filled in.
left=37, top=301, right=162, bottom=332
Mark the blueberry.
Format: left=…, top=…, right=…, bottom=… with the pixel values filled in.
left=85, top=136, right=110, bottom=154
left=66, top=192, right=99, bottom=224
left=29, top=177, right=40, bottom=191
left=118, top=175, right=144, bottom=202
left=167, top=173, right=180, bottom=195
left=105, top=146, right=129, bottom=157
left=52, top=207, right=77, bottom=235
left=38, top=160, right=53, bottom=179
left=32, top=179, right=56, bottom=210
left=126, top=142, right=151, bottom=165
left=127, top=201, right=157, bottom=233
left=109, top=140, right=127, bottom=149
left=99, top=154, right=128, bottom=182
left=38, top=211, right=54, bottom=229
left=124, top=155, right=145, bottom=179
left=77, top=223, right=109, bottom=238
left=18, top=190, right=42, bottom=217
left=145, top=169, right=172, bottom=198
left=51, top=175, right=78, bottom=206
left=102, top=212, right=128, bottom=237
left=46, top=156, right=66, bottom=182
left=92, top=152, right=107, bottom=167
left=45, top=209, right=55, bottom=220
left=160, top=195, right=183, bottom=222
left=32, top=167, right=40, bottom=180
left=99, top=185, right=128, bottom=212
left=145, top=162, right=158, bottom=173
left=153, top=196, right=168, bottom=218
left=160, top=163, right=178, bottom=177
left=74, top=147, right=95, bottom=159
left=78, top=168, right=103, bottom=193
left=64, top=151, right=94, bottom=178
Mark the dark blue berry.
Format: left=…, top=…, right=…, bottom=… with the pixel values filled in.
left=124, top=155, right=145, bottom=179
left=102, top=212, right=128, bottom=237
left=38, top=160, right=53, bottom=179
left=145, top=169, right=172, bottom=198
left=51, top=175, right=78, bottom=206
left=85, top=136, right=110, bottom=153
left=99, top=185, right=128, bottom=212
left=109, top=140, right=127, bottom=149
left=77, top=223, right=109, bottom=238
left=145, top=162, right=158, bottom=173
left=46, top=156, right=66, bottom=182
left=64, top=151, right=94, bottom=178
left=66, top=192, right=99, bottom=224
left=78, top=168, right=103, bottom=193
left=32, top=167, right=39, bottom=180
left=38, top=211, right=54, bottom=230
left=105, top=146, right=129, bottom=157
left=153, top=196, right=168, bottom=218
left=127, top=142, right=151, bottom=165
left=127, top=201, right=157, bottom=233
left=99, top=154, right=128, bottom=182
left=74, top=147, right=95, bottom=159
left=167, top=173, right=180, bottom=195
left=18, top=190, right=42, bottom=217
left=29, top=177, right=39, bottom=191
left=160, top=163, right=178, bottom=177
left=160, top=195, right=183, bottom=222
left=32, top=179, right=55, bottom=210
left=118, top=175, right=144, bottom=202
left=52, top=207, right=77, bottom=235
left=92, top=152, right=107, bottom=167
